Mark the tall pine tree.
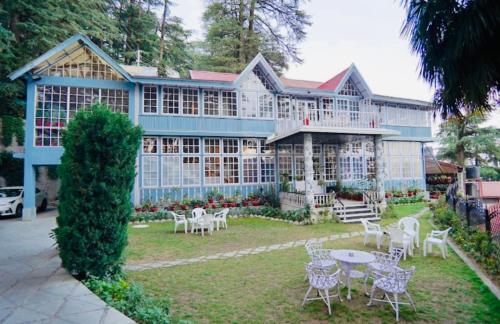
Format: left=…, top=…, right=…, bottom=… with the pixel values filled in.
left=195, top=0, right=311, bottom=74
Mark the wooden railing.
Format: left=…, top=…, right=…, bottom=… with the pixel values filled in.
left=280, top=192, right=339, bottom=209
left=363, top=190, right=379, bottom=218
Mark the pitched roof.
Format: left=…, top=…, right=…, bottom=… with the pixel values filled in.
left=280, top=77, right=323, bottom=89
left=189, top=70, right=238, bottom=82
left=479, top=181, right=500, bottom=198
left=317, top=67, right=350, bottom=90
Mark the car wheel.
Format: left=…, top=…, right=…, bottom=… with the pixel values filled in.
left=15, top=204, right=23, bottom=218
left=39, top=199, right=48, bottom=212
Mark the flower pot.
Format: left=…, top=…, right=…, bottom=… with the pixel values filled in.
left=134, top=207, right=142, bottom=213
left=150, top=207, right=159, bottom=212
left=315, top=204, right=320, bottom=208
left=181, top=205, right=188, bottom=210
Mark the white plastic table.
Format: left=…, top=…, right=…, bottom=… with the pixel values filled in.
left=331, top=249, right=375, bottom=300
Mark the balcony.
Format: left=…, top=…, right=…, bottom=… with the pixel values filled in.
left=270, top=110, right=400, bottom=143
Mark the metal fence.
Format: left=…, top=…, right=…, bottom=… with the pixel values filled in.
left=446, top=192, right=500, bottom=243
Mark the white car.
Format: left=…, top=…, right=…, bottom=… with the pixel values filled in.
left=0, top=186, right=48, bottom=217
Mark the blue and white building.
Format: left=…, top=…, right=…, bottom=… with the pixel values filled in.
left=9, top=35, right=433, bottom=220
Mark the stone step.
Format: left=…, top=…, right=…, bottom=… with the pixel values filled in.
left=335, top=208, right=374, bottom=214
left=341, top=216, right=381, bottom=223
left=337, top=211, right=377, bottom=218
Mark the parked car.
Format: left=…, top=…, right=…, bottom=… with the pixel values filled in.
left=0, top=187, right=48, bottom=217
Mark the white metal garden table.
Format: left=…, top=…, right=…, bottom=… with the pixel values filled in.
left=331, top=249, right=375, bottom=300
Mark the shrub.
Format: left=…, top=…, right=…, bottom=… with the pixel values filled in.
left=84, top=276, right=170, bottom=324
left=0, top=151, right=23, bottom=185
left=53, top=105, right=142, bottom=278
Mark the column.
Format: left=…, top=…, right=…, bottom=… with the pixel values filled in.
left=374, top=135, right=386, bottom=207
left=22, top=162, right=37, bottom=221
left=304, top=133, right=314, bottom=206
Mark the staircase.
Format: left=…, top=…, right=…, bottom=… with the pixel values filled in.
left=332, top=201, right=380, bottom=223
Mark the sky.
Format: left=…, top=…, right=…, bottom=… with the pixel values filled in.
left=170, top=0, right=500, bottom=129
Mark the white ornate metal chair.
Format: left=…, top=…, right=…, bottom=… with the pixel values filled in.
left=398, top=217, right=420, bottom=248
left=423, top=227, right=452, bottom=259
left=305, top=241, right=336, bottom=268
left=388, top=228, right=413, bottom=260
left=368, top=266, right=416, bottom=322
left=171, top=212, right=188, bottom=234
left=214, top=208, right=229, bottom=230
left=302, top=262, right=343, bottom=316
left=361, top=219, right=383, bottom=249
left=363, top=248, right=404, bottom=294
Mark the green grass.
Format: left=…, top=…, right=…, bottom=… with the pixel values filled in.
left=128, top=212, right=500, bottom=323
left=126, top=203, right=427, bottom=264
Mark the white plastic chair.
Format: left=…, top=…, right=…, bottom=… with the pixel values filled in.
left=423, top=227, right=452, bottom=259
left=190, top=208, right=211, bottom=236
left=363, top=248, right=404, bottom=294
left=388, top=228, right=413, bottom=260
left=302, top=262, right=343, bottom=316
left=398, top=217, right=420, bottom=248
left=361, top=219, right=383, bottom=249
left=214, top=208, right=229, bottom=230
left=368, top=266, right=416, bottom=322
left=171, top=212, right=188, bottom=234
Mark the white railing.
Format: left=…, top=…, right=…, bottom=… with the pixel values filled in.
left=276, top=111, right=379, bottom=137
left=314, top=193, right=336, bottom=207
left=279, top=192, right=305, bottom=208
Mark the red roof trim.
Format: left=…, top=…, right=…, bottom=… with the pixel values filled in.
left=189, top=70, right=238, bottom=82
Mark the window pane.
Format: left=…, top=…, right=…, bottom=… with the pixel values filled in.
left=204, top=138, right=220, bottom=154
left=182, top=89, right=198, bottom=115
left=259, top=93, right=273, bottom=118
left=243, top=156, right=259, bottom=183
left=182, top=138, right=199, bottom=154
left=203, top=90, right=219, bottom=116
left=221, top=91, right=237, bottom=116
left=204, top=156, right=221, bottom=185
left=223, top=138, right=239, bottom=154
left=183, top=156, right=200, bottom=185
left=163, top=87, right=179, bottom=114
left=223, top=156, right=239, bottom=184
left=242, top=139, right=258, bottom=154
left=143, top=137, right=157, bottom=154
left=162, top=156, right=180, bottom=186
left=162, top=137, right=179, bottom=154
left=143, top=156, right=158, bottom=187
left=143, top=85, right=157, bottom=113
left=261, top=156, right=275, bottom=183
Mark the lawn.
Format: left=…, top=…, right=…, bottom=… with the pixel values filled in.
left=127, top=211, right=500, bottom=323
left=126, top=203, right=426, bottom=264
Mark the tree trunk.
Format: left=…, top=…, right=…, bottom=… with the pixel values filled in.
left=246, top=0, right=256, bottom=62
left=158, top=0, right=168, bottom=75
left=238, top=0, right=246, bottom=64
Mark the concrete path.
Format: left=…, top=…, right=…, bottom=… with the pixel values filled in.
left=126, top=208, right=430, bottom=272
left=0, top=210, right=134, bottom=324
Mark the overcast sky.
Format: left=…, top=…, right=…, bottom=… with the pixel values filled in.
left=171, top=0, right=499, bottom=128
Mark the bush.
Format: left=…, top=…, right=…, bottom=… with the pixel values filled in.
left=53, top=105, right=142, bottom=278
left=84, top=277, right=170, bottom=324
left=0, top=151, right=23, bottom=185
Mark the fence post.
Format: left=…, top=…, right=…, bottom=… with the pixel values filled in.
left=485, top=207, right=492, bottom=236
left=465, top=201, right=471, bottom=227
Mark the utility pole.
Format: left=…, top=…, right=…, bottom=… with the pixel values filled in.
left=136, top=49, right=141, bottom=66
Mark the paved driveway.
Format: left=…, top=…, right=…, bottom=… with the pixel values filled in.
left=0, top=210, right=134, bottom=323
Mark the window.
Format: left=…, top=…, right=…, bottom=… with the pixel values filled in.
left=204, top=138, right=220, bottom=154
left=339, top=79, right=360, bottom=96
left=242, top=139, right=258, bottom=155
left=349, top=100, right=360, bottom=121
left=162, top=156, right=180, bottom=186
left=204, top=156, right=221, bottom=185
left=203, top=90, right=219, bottom=116
left=183, top=157, right=200, bottom=185
left=243, top=156, right=259, bottom=183
left=143, top=85, right=157, bottom=113
left=223, top=138, right=239, bottom=154
left=277, top=96, right=291, bottom=119
left=323, top=98, right=334, bottom=120
left=182, top=89, right=198, bottom=115
left=278, top=144, right=293, bottom=155
left=142, top=156, right=158, bottom=187
left=183, top=138, right=200, bottom=154
left=224, top=156, right=239, bottom=184
left=340, top=157, right=351, bottom=180
left=295, top=156, right=305, bottom=179
left=353, top=157, right=364, bottom=180
left=162, top=137, right=179, bottom=154
left=163, top=87, right=179, bottom=114
left=259, top=93, right=273, bottom=118
left=221, top=91, right=237, bottom=116
left=260, top=140, right=275, bottom=155
left=241, top=92, right=258, bottom=118
left=367, top=156, right=376, bottom=178
left=384, top=141, right=422, bottom=180
left=261, top=156, right=275, bottom=183
left=324, top=145, right=336, bottom=181
left=41, top=47, right=124, bottom=80
left=143, top=137, right=157, bottom=154
left=279, top=155, right=293, bottom=181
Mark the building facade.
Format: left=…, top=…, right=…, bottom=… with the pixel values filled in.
left=10, top=35, right=433, bottom=220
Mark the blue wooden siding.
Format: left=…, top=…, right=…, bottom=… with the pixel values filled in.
left=381, top=125, right=432, bottom=138
left=139, top=115, right=275, bottom=137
